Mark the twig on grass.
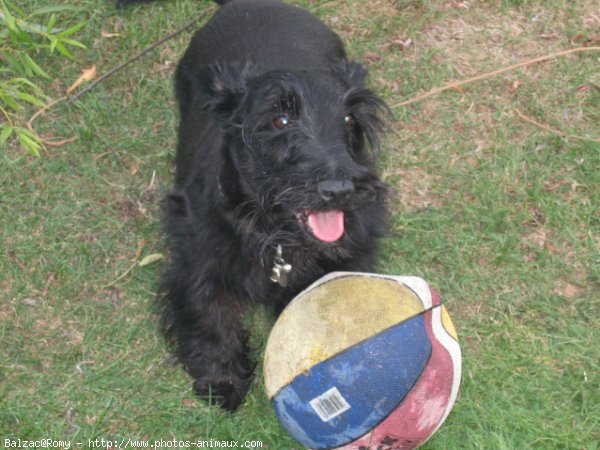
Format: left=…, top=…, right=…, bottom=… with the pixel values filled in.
left=26, top=96, right=71, bottom=146
left=392, top=46, right=600, bottom=108
left=514, top=109, right=600, bottom=143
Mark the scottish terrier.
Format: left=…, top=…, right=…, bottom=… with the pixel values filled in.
left=159, top=0, right=388, bottom=411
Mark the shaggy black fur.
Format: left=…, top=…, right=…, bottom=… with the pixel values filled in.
left=160, top=0, right=388, bottom=411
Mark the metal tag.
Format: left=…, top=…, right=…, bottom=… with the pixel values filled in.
left=270, top=245, right=292, bottom=287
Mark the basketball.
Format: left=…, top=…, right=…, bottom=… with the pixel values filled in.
left=263, top=272, right=462, bottom=449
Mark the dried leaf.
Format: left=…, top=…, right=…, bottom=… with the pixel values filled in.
left=66, top=65, right=97, bottom=94
left=101, top=31, right=121, bottom=38
left=138, top=253, right=165, bottom=267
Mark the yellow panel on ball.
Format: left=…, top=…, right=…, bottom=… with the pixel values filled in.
left=264, top=273, right=425, bottom=398
left=441, top=305, right=458, bottom=340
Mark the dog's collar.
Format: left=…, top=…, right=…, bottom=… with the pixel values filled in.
left=270, top=245, right=292, bottom=288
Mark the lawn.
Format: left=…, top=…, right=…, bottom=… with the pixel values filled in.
left=1, top=0, right=599, bottom=449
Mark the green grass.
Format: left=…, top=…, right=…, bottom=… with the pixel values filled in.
left=1, top=0, right=599, bottom=448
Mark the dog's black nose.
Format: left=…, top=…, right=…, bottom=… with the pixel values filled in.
left=317, top=179, right=355, bottom=202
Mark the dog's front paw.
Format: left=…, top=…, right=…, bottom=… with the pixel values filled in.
left=193, top=376, right=251, bottom=411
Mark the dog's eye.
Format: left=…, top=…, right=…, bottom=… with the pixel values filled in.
left=344, top=114, right=355, bottom=127
left=273, top=114, right=291, bottom=129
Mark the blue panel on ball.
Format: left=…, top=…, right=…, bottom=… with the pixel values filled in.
left=271, top=315, right=432, bottom=449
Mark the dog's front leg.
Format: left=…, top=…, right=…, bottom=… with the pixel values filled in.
left=165, top=284, right=255, bottom=411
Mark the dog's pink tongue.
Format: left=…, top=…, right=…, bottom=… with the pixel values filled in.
left=307, top=210, right=345, bottom=242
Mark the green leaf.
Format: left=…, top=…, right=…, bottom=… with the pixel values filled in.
left=3, top=51, right=25, bottom=75
left=31, top=5, right=85, bottom=16
left=13, top=89, right=45, bottom=107
left=2, top=0, right=25, bottom=16
left=56, top=20, right=87, bottom=38
left=1, top=7, right=18, bottom=32
left=16, top=128, right=43, bottom=157
left=46, top=13, right=57, bottom=33
left=59, top=37, right=86, bottom=49
left=18, top=127, right=42, bottom=140
left=0, top=125, right=14, bottom=146
left=48, top=35, right=58, bottom=53
left=54, top=41, right=74, bottom=59
left=0, top=92, right=22, bottom=110
left=10, top=77, right=45, bottom=93
left=17, top=53, right=34, bottom=78
left=21, top=53, right=51, bottom=79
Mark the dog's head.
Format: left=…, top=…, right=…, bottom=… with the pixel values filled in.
left=201, top=61, right=388, bottom=249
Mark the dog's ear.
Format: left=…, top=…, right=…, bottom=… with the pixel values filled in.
left=332, top=61, right=388, bottom=152
left=199, top=63, right=257, bottom=114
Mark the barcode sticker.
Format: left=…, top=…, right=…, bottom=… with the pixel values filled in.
left=309, top=386, right=351, bottom=422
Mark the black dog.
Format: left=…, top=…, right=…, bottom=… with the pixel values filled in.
left=158, top=0, right=388, bottom=411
